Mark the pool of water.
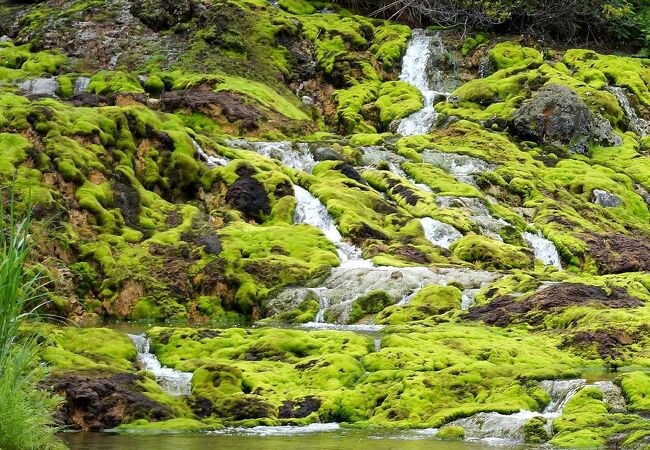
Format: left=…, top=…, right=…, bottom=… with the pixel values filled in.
left=61, top=430, right=527, bottom=450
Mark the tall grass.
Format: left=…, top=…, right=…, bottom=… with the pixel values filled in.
left=0, top=187, right=64, bottom=450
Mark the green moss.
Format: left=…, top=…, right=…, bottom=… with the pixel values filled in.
left=375, top=81, right=423, bottom=127
left=278, top=0, right=315, bottom=15
left=215, top=75, right=310, bottom=121
left=87, top=71, right=145, bottom=95
left=369, top=24, right=411, bottom=70
left=620, top=372, right=650, bottom=412
left=524, top=416, right=550, bottom=443
left=437, top=425, right=465, bottom=440
left=0, top=133, right=30, bottom=177
left=270, top=292, right=320, bottom=324
left=450, top=235, right=534, bottom=270
left=218, top=221, right=339, bottom=312
left=335, top=81, right=380, bottom=134
left=34, top=325, right=136, bottom=372
left=347, top=290, right=393, bottom=323
left=144, top=75, right=165, bottom=96
left=118, top=418, right=213, bottom=432
left=376, top=285, right=461, bottom=325
left=0, top=42, right=66, bottom=75
left=489, top=42, right=543, bottom=72
left=461, top=34, right=487, bottom=57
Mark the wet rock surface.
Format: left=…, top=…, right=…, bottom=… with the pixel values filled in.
left=466, top=283, right=642, bottom=326
left=130, top=0, right=194, bottom=31
left=591, top=189, right=622, bottom=207
left=160, top=89, right=263, bottom=127
left=512, top=84, right=620, bottom=153
left=48, top=373, right=172, bottom=431
left=226, top=176, right=271, bottom=220
left=582, top=233, right=650, bottom=274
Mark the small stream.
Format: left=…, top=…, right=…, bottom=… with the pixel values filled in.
left=128, top=334, right=193, bottom=396
left=61, top=429, right=526, bottom=450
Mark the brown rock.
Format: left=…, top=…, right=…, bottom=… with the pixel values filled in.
left=160, top=88, right=263, bottom=129
left=466, top=282, right=642, bottom=326
left=47, top=373, right=172, bottom=431
left=581, top=232, right=650, bottom=274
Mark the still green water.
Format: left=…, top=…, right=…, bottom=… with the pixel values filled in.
left=61, top=430, right=527, bottom=450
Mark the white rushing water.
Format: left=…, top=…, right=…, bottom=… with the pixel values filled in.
left=449, top=379, right=627, bottom=444
left=228, top=139, right=317, bottom=173
left=360, top=146, right=432, bottom=192
left=607, top=86, right=650, bottom=137
left=397, top=30, right=459, bottom=136
left=422, top=150, right=497, bottom=185
left=460, top=288, right=481, bottom=310
left=192, top=139, right=230, bottom=168
left=419, top=217, right=462, bottom=249
left=293, top=185, right=371, bottom=268
left=269, top=266, right=500, bottom=326
left=128, top=334, right=193, bottom=396
left=397, top=30, right=447, bottom=136
left=437, top=196, right=507, bottom=241
left=523, top=231, right=562, bottom=269
left=74, top=76, right=91, bottom=95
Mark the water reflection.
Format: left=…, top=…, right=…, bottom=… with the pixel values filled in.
left=61, top=430, right=526, bottom=450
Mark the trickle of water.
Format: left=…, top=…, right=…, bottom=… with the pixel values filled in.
left=540, top=379, right=587, bottom=415
left=228, top=140, right=317, bottom=173
left=294, top=186, right=343, bottom=242
left=399, top=29, right=435, bottom=98
left=523, top=231, right=562, bottom=269
left=422, top=150, right=497, bottom=180
left=450, top=379, right=588, bottom=444
left=210, top=423, right=341, bottom=436
left=128, top=334, right=193, bottom=396
left=460, top=288, right=480, bottom=310
left=419, top=217, right=462, bottom=249
left=607, top=86, right=650, bottom=137
left=397, top=107, right=441, bottom=136
left=293, top=185, right=370, bottom=268
left=397, top=30, right=455, bottom=136
left=271, top=266, right=500, bottom=326
left=74, top=77, right=91, bottom=95
left=192, top=139, right=230, bottom=168
left=436, top=196, right=507, bottom=241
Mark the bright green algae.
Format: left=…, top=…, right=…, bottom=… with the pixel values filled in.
left=2, top=1, right=650, bottom=446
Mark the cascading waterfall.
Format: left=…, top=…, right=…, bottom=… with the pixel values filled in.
left=449, top=379, right=626, bottom=443
left=460, top=288, right=480, bottom=310
left=397, top=30, right=456, bottom=136
left=419, top=217, right=462, bottom=249
left=227, top=139, right=317, bottom=173
left=268, top=265, right=500, bottom=327
left=292, top=185, right=370, bottom=268
left=192, top=139, right=230, bottom=168
left=607, top=86, right=650, bottom=137
left=523, top=230, right=562, bottom=269
left=128, top=334, right=193, bottom=396
left=437, top=196, right=507, bottom=241
left=422, top=150, right=497, bottom=185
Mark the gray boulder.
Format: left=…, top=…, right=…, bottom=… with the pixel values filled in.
left=312, top=146, right=345, bottom=162
left=512, top=84, right=621, bottom=154
left=19, top=78, right=59, bottom=97
left=591, top=189, right=622, bottom=208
